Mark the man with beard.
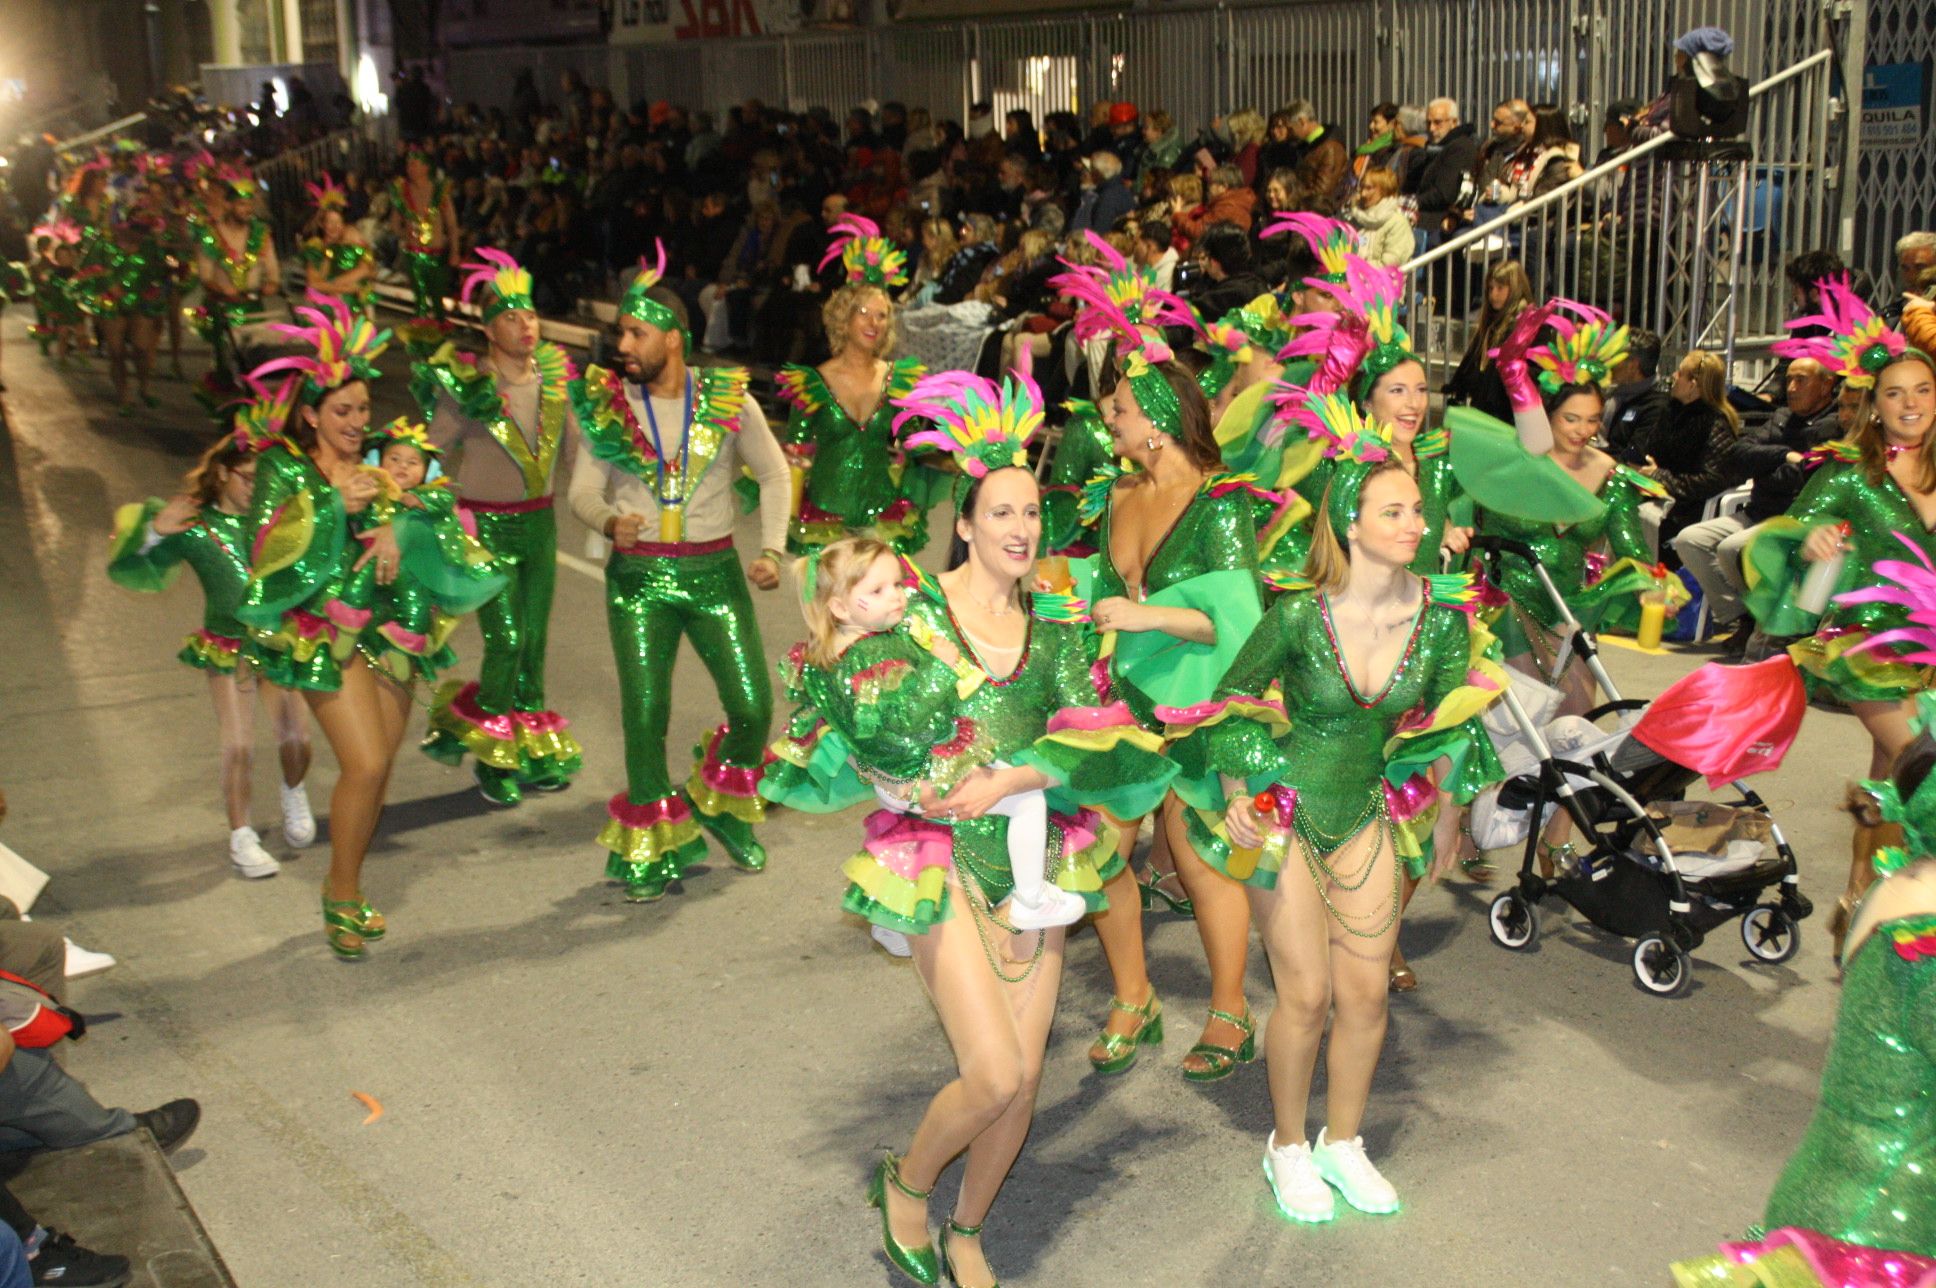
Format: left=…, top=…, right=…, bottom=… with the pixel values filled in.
left=567, top=246, right=789, bottom=902
left=415, top=249, right=584, bottom=806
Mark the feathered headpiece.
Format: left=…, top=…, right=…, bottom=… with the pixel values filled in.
left=135, top=152, right=174, bottom=182
left=817, top=214, right=908, bottom=290
left=617, top=238, right=685, bottom=343
left=1772, top=274, right=1916, bottom=389
left=305, top=172, right=348, bottom=212
left=1049, top=231, right=1195, bottom=346
left=213, top=163, right=258, bottom=199
left=229, top=373, right=304, bottom=455
left=1839, top=538, right=1936, bottom=871
left=1281, top=387, right=1395, bottom=541
left=459, top=247, right=535, bottom=322
left=363, top=416, right=446, bottom=483
left=1261, top=212, right=1357, bottom=286
left=893, top=368, right=1044, bottom=508
left=1529, top=300, right=1629, bottom=393
left=1278, top=251, right=1414, bottom=398
left=30, top=218, right=82, bottom=247
left=181, top=150, right=217, bottom=186
left=250, top=290, right=394, bottom=400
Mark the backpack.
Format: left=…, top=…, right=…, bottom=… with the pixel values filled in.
left=0, top=970, right=85, bottom=1048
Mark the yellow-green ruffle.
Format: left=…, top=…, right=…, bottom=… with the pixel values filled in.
left=1791, top=628, right=1935, bottom=705
left=177, top=632, right=243, bottom=673
left=600, top=815, right=709, bottom=884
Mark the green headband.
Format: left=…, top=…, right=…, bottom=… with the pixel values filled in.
left=620, top=242, right=688, bottom=348
left=1123, top=348, right=1182, bottom=441
left=1324, top=459, right=1377, bottom=543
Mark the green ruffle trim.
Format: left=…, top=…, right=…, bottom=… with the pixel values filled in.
left=176, top=633, right=242, bottom=673
left=759, top=722, right=875, bottom=814
left=841, top=852, right=950, bottom=934
left=391, top=503, right=506, bottom=615
left=106, top=499, right=175, bottom=593
left=1183, top=792, right=1432, bottom=888
left=1384, top=719, right=1503, bottom=806
left=601, top=825, right=709, bottom=889
left=410, top=343, right=503, bottom=426
left=1010, top=728, right=1177, bottom=824
left=1790, top=629, right=1934, bottom=705
left=1166, top=715, right=1291, bottom=812
left=245, top=637, right=344, bottom=692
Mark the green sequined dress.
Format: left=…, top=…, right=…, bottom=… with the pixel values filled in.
left=765, top=584, right=1176, bottom=934
left=1043, top=400, right=1116, bottom=555
left=1743, top=444, right=1936, bottom=704
left=1165, top=575, right=1506, bottom=883
left=106, top=499, right=256, bottom=672
left=1087, top=471, right=1265, bottom=731
left=234, top=444, right=365, bottom=691
left=774, top=357, right=940, bottom=554
left=1473, top=460, right=1666, bottom=656
left=300, top=237, right=377, bottom=316
left=342, top=483, right=508, bottom=686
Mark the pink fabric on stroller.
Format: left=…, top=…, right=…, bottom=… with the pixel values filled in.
left=1631, top=656, right=1807, bottom=787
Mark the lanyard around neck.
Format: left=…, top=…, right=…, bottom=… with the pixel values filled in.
left=639, top=373, right=694, bottom=506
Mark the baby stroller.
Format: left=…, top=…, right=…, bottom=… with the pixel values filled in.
left=1466, top=536, right=1813, bottom=997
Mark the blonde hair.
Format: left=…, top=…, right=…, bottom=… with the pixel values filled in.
left=1854, top=350, right=1936, bottom=490
left=795, top=536, right=897, bottom=669
left=823, top=284, right=898, bottom=358
left=1227, top=109, right=1267, bottom=149
left=1167, top=173, right=1203, bottom=206
left=1679, top=350, right=1740, bottom=435
left=919, top=216, right=957, bottom=274
left=1356, top=167, right=1399, bottom=204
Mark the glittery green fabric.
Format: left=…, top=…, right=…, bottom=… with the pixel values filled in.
left=107, top=498, right=253, bottom=640
left=1044, top=401, right=1117, bottom=553
left=1091, top=474, right=1262, bottom=728
left=772, top=631, right=979, bottom=797
left=346, top=486, right=505, bottom=684
left=300, top=238, right=376, bottom=315
left=1474, top=461, right=1660, bottom=642
left=1761, top=913, right=1936, bottom=1257
left=77, top=217, right=172, bottom=319
left=1171, top=583, right=1503, bottom=884
left=780, top=358, right=936, bottom=547
left=1262, top=437, right=1462, bottom=583
left=236, top=444, right=358, bottom=691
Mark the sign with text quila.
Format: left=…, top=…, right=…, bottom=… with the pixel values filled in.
left=612, top=0, right=803, bottom=43
left=1862, top=60, right=1925, bottom=150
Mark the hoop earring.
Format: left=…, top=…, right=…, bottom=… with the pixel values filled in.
left=1145, top=435, right=1160, bottom=452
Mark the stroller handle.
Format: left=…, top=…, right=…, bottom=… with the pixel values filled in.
left=1469, top=534, right=1539, bottom=564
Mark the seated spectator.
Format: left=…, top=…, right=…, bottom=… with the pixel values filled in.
left=1640, top=349, right=1745, bottom=561
left=1106, top=102, right=1145, bottom=179
left=1515, top=106, right=1583, bottom=202
left=1071, top=150, right=1136, bottom=236
left=1258, top=110, right=1300, bottom=180
left=1674, top=357, right=1842, bottom=656
left=1886, top=231, right=1936, bottom=326
left=1406, top=96, right=1479, bottom=247
left=1165, top=173, right=1206, bottom=245
left=1445, top=260, right=1533, bottom=420
left=906, top=215, right=958, bottom=305
left=1223, top=109, right=1266, bottom=187
left=1348, top=101, right=1405, bottom=194
left=1286, top=98, right=1348, bottom=206
left=932, top=213, right=1001, bottom=305
left=1134, top=217, right=1180, bottom=290
left=1602, top=328, right=1670, bottom=464
left=1176, top=164, right=1257, bottom=242
left=1184, top=222, right=1270, bottom=321
left=1004, top=108, right=1042, bottom=162
left=1141, top=110, right=1184, bottom=173
left=1344, top=167, right=1414, bottom=267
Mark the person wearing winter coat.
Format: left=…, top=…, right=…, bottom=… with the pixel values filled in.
left=1344, top=169, right=1415, bottom=267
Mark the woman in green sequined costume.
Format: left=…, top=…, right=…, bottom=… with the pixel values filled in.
left=235, top=295, right=410, bottom=960
left=1081, top=349, right=1274, bottom=1084
left=300, top=175, right=376, bottom=318
left=775, top=216, right=941, bottom=555
left=107, top=433, right=317, bottom=877
left=1164, top=406, right=1506, bottom=1223
left=388, top=151, right=460, bottom=355
left=1742, top=282, right=1936, bottom=962
left=769, top=370, right=1173, bottom=1288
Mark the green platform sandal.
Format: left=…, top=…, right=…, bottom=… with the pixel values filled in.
left=321, top=889, right=384, bottom=961
left=1137, top=867, right=1194, bottom=918
left=1182, top=1006, right=1256, bottom=1083
left=865, top=1153, right=939, bottom=1285
left=938, top=1218, right=999, bottom=1288
left=1087, top=987, right=1163, bottom=1075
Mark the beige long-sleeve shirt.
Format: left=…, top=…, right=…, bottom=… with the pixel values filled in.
left=426, top=370, right=576, bottom=504
left=568, top=370, right=790, bottom=553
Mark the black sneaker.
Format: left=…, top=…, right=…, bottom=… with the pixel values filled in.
left=30, top=1231, right=130, bottom=1287
left=134, top=1097, right=200, bottom=1154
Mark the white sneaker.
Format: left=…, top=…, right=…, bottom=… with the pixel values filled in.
left=1312, top=1128, right=1400, bottom=1214
left=870, top=924, right=913, bottom=958
left=63, top=939, right=116, bottom=979
left=280, top=782, right=316, bottom=848
left=1004, top=883, right=1088, bottom=931
left=1263, top=1131, right=1336, bottom=1223
left=229, top=826, right=281, bottom=879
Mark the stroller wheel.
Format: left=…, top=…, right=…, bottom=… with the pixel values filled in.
left=1487, top=892, right=1539, bottom=951
left=1740, top=904, right=1800, bottom=965
left=1632, top=935, right=1692, bottom=997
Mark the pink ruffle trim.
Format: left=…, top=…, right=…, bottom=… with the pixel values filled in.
left=1718, top=1227, right=1936, bottom=1288
left=862, top=810, right=955, bottom=880
left=697, top=725, right=773, bottom=798
left=1052, top=808, right=1101, bottom=855
left=443, top=681, right=516, bottom=742
left=289, top=609, right=337, bottom=640
left=1088, top=659, right=1113, bottom=703
left=1047, top=701, right=1139, bottom=734
left=194, top=628, right=243, bottom=651
left=325, top=598, right=372, bottom=629
left=1154, top=693, right=1288, bottom=727
left=515, top=708, right=572, bottom=734
left=1384, top=774, right=1435, bottom=823
left=377, top=622, right=430, bottom=654
left=607, top=793, right=695, bottom=828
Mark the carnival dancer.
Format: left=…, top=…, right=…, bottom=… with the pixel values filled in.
left=189, top=165, right=280, bottom=406
left=774, top=215, right=937, bottom=555
left=766, top=533, right=1089, bottom=930
left=566, top=251, right=788, bottom=899
left=1742, top=279, right=1936, bottom=964
left=1163, top=396, right=1507, bottom=1222
left=80, top=171, right=173, bottom=416
left=346, top=416, right=508, bottom=687
left=106, top=384, right=316, bottom=880
left=300, top=174, right=376, bottom=317
left=231, top=296, right=406, bottom=959
left=1673, top=683, right=1936, bottom=1284
left=414, top=248, right=583, bottom=806
left=388, top=148, right=460, bottom=356
left=26, top=221, right=86, bottom=366
left=1071, top=315, right=1280, bottom=1083
left=764, top=368, right=1173, bottom=1288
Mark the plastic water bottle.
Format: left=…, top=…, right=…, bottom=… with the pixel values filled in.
left=1796, top=521, right=1852, bottom=616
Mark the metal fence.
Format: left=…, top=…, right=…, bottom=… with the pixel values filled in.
left=1400, top=49, right=1840, bottom=390
left=253, top=125, right=396, bottom=252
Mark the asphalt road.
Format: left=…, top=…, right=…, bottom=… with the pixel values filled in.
left=0, top=316, right=1866, bottom=1286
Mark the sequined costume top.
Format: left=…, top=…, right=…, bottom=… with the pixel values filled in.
left=390, top=177, right=449, bottom=255
left=107, top=499, right=255, bottom=670
left=300, top=237, right=376, bottom=315
left=1474, top=459, right=1665, bottom=642
left=235, top=444, right=366, bottom=691
left=77, top=212, right=172, bottom=319
left=343, top=481, right=507, bottom=684
left=1263, top=429, right=1461, bottom=581
left=1760, top=914, right=1936, bottom=1258
left=1164, top=575, right=1506, bottom=883
left=1743, top=445, right=1936, bottom=704
left=775, top=356, right=936, bottom=552
left=1088, top=471, right=1265, bottom=729
left=1042, top=400, right=1116, bottom=554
